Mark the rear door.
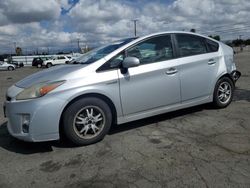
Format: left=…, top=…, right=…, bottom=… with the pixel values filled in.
left=118, top=34, right=181, bottom=116
left=174, top=34, right=220, bottom=102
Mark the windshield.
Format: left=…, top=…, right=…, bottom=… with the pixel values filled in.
left=71, top=38, right=136, bottom=64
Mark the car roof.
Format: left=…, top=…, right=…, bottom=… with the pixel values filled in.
left=137, top=31, right=219, bottom=43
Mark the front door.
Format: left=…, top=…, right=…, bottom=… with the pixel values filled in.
left=118, top=34, right=181, bottom=116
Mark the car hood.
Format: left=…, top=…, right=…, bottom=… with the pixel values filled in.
left=15, top=64, right=87, bottom=88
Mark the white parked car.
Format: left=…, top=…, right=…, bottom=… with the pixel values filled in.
left=0, top=61, right=15, bottom=71
left=43, top=56, right=70, bottom=68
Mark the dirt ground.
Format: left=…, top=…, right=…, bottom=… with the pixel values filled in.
left=0, top=52, right=250, bottom=188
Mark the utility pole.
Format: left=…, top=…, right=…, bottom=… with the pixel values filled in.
left=77, top=38, right=80, bottom=53
left=132, top=19, right=138, bottom=37
left=70, top=39, right=73, bottom=54
left=13, top=42, right=16, bottom=55
left=239, top=35, right=243, bottom=52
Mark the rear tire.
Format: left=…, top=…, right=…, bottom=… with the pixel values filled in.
left=37, top=64, right=42, bottom=68
left=62, top=97, right=112, bottom=146
left=213, top=77, right=234, bottom=108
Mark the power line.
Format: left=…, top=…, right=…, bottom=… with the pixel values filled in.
left=204, top=25, right=250, bottom=33
left=201, top=28, right=250, bottom=35
left=198, top=22, right=250, bottom=30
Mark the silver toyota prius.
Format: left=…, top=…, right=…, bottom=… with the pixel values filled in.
left=4, top=31, right=241, bottom=145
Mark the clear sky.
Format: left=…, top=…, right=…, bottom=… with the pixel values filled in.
left=0, top=0, right=249, bottom=54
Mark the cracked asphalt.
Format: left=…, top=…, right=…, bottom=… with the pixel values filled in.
left=0, top=52, right=250, bottom=188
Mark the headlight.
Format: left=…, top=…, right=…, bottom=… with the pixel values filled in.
left=16, top=81, right=65, bottom=100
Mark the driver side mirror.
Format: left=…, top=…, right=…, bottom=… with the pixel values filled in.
left=121, top=57, right=140, bottom=74
left=122, top=57, right=140, bottom=69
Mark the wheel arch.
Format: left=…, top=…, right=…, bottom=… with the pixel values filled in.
left=8, top=66, right=14, bottom=70
left=59, top=93, right=117, bottom=137
left=212, top=73, right=235, bottom=99
left=212, top=73, right=235, bottom=108
left=217, top=73, right=235, bottom=87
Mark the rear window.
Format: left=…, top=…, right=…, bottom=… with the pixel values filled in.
left=206, top=39, right=219, bottom=52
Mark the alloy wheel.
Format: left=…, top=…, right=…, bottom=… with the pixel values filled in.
left=217, top=81, right=232, bottom=104
left=73, top=106, right=105, bottom=139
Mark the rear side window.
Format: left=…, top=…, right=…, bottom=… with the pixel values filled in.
left=206, top=39, right=219, bottom=52
left=176, top=34, right=207, bottom=57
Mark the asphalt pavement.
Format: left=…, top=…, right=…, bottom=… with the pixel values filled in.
left=0, top=52, right=250, bottom=188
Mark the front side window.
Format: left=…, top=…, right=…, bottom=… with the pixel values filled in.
left=97, top=52, right=125, bottom=72
left=126, top=35, right=174, bottom=65
left=109, top=53, right=125, bottom=68
left=176, top=34, right=207, bottom=57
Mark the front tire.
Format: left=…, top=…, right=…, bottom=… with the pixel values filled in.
left=213, top=77, right=234, bottom=108
left=62, top=97, right=112, bottom=146
left=8, top=66, right=14, bottom=71
left=46, top=63, right=52, bottom=68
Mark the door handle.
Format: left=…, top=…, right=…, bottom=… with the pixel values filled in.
left=166, top=67, right=178, bottom=75
left=208, top=59, right=216, bottom=65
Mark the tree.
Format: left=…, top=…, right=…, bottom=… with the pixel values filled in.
left=208, top=35, right=221, bottom=41
left=213, top=35, right=220, bottom=41
left=190, top=28, right=196, bottom=33
left=7, top=56, right=12, bottom=63
left=232, top=39, right=244, bottom=46
left=15, top=47, right=22, bottom=55
left=245, top=39, right=250, bottom=45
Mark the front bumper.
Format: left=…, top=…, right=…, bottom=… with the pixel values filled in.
left=4, top=94, right=66, bottom=142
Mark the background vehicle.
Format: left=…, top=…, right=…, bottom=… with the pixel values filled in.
left=0, top=61, right=15, bottom=71
left=32, top=57, right=51, bottom=68
left=43, top=56, right=70, bottom=68
left=10, top=61, right=24, bottom=68
left=4, top=32, right=240, bottom=146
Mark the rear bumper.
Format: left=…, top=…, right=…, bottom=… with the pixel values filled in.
left=230, top=70, right=241, bottom=83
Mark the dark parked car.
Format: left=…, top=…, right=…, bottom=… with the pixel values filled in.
left=32, top=57, right=51, bottom=68
left=10, top=61, right=24, bottom=68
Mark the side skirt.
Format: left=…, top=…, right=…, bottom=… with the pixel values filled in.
left=117, top=95, right=212, bottom=124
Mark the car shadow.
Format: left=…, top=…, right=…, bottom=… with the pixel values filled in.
left=0, top=122, right=55, bottom=154
left=233, top=88, right=250, bottom=102
left=109, top=87, right=250, bottom=135
left=109, top=104, right=210, bottom=135
left=1, top=86, right=248, bottom=155
left=0, top=104, right=209, bottom=155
